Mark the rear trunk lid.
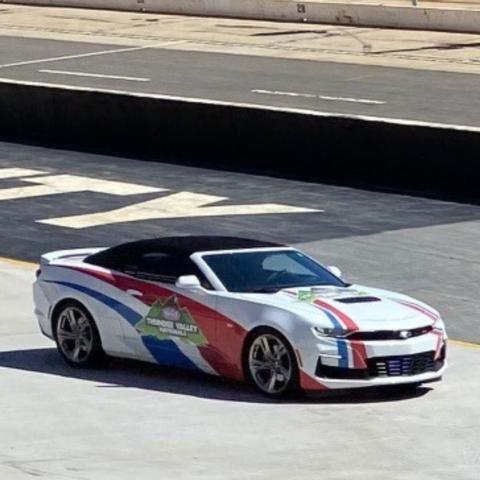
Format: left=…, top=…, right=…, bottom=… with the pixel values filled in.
left=40, top=247, right=106, bottom=265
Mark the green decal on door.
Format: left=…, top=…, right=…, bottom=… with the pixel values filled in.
left=135, top=295, right=208, bottom=347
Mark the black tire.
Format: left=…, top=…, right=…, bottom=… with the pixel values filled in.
left=243, top=327, right=299, bottom=399
left=53, top=300, right=106, bottom=368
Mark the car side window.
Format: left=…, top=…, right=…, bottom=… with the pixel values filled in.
left=137, top=253, right=178, bottom=280
left=87, top=247, right=213, bottom=289
left=135, top=253, right=212, bottom=289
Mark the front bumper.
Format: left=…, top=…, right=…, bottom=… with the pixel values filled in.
left=316, top=347, right=445, bottom=380
left=300, top=331, right=447, bottom=390
left=307, top=367, right=446, bottom=391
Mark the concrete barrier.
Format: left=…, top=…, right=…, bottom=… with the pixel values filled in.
left=1, top=79, right=479, bottom=199
left=4, top=0, right=480, bottom=34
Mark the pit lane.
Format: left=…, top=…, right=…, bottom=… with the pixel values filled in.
left=2, top=35, right=480, bottom=127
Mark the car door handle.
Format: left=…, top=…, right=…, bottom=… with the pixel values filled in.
left=126, top=289, right=143, bottom=297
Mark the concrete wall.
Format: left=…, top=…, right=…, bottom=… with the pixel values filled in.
left=1, top=80, right=479, bottom=199
left=4, top=0, right=480, bottom=34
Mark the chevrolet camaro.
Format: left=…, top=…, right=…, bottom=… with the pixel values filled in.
left=33, top=236, right=447, bottom=397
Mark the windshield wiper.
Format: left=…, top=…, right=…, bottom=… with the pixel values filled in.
left=249, top=284, right=316, bottom=293
left=249, top=286, right=282, bottom=293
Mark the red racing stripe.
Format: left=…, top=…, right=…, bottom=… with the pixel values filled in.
left=350, top=341, right=368, bottom=369
left=300, top=370, right=329, bottom=391
left=67, top=267, right=173, bottom=304
left=394, top=299, right=439, bottom=323
left=198, top=346, right=244, bottom=381
left=313, top=299, right=359, bottom=331
left=63, top=266, right=248, bottom=380
left=431, top=331, right=445, bottom=360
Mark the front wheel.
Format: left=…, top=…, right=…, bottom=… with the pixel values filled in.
left=54, top=301, right=105, bottom=367
left=245, top=328, right=299, bottom=398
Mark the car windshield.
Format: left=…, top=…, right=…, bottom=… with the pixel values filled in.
left=202, top=249, right=347, bottom=293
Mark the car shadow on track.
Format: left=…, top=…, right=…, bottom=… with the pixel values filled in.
left=0, top=347, right=433, bottom=404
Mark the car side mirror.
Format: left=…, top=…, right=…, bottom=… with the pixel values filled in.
left=176, top=275, right=202, bottom=290
left=327, top=265, right=342, bottom=278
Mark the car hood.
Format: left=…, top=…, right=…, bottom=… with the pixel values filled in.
left=239, top=285, right=438, bottom=331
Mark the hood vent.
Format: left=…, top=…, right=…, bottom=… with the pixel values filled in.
left=335, top=296, right=381, bottom=304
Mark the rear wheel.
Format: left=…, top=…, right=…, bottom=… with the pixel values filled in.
left=54, top=301, right=105, bottom=367
left=245, top=328, right=299, bottom=398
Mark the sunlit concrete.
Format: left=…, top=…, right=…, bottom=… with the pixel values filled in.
left=1, top=260, right=479, bottom=479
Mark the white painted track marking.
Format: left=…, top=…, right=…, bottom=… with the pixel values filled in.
left=39, top=69, right=151, bottom=82
left=0, top=174, right=164, bottom=201
left=37, top=191, right=321, bottom=229
left=2, top=77, right=475, bottom=132
left=22, top=174, right=163, bottom=195
left=0, top=168, right=46, bottom=179
left=0, top=169, right=317, bottom=227
left=0, top=41, right=185, bottom=69
left=251, top=89, right=385, bottom=105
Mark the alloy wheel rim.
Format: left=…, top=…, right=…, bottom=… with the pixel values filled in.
left=248, top=334, right=292, bottom=394
left=57, top=307, right=93, bottom=363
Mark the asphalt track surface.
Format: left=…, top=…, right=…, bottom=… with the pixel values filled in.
left=1, top=35, right=480, bottom=127
left=0, top=140, right=479, bottom=344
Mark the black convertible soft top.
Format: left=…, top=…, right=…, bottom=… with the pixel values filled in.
left=86, top=236, right=284, bottom=268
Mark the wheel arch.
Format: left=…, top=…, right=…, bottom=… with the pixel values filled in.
left=241, top=325, right=299, bottom=375
left=50, top=298, right=96, bottom=339
left=241, top=325, right=301, bottom=396
left=50, top=297, right=107, bottom=367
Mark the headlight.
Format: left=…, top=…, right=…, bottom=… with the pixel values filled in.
left=312, top=326, right=353, bottom=338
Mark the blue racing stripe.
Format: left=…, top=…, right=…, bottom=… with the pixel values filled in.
left=141, top=336, right=201, bottom=371
left=336, top=340, right=349, bottom=368
left=47, top=280, right=141, bottom=324
left=47, top=280, right=201, bottom=372
left=318, top=306, right=349, bottom=368
left=319, top=307, right=343, bottom=329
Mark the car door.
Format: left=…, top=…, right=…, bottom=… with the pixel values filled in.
left=122, top=252, right=220, bottom=373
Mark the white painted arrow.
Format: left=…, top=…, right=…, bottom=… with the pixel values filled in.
left=0, top=174, right=163, bottom=201
left=38, top=191, right=321, bottom=229
left=0, top=168, right=46, bottom=179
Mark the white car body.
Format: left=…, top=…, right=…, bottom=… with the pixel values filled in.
left=33, top=240, right=447, bottom=392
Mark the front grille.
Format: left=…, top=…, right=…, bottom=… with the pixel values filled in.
left=315, top=364, right=370, bottom=380
left=368, top=350, right=444, bottom=377
left=348, top=325, right=433, bottom=341
left=316, top=348, right=445, bottom=380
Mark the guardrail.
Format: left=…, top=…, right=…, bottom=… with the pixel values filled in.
left=4, top=0, right=480, bottom=34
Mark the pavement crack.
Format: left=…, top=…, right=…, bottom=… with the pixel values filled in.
left=251, top=29, right=331, bottom=37
left=3, top=461, right=44, bottom=477
left=372, top=41, right=480, bottom=55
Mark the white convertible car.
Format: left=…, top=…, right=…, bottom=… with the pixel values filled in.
left=33, top=236, right=447, bottom=397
